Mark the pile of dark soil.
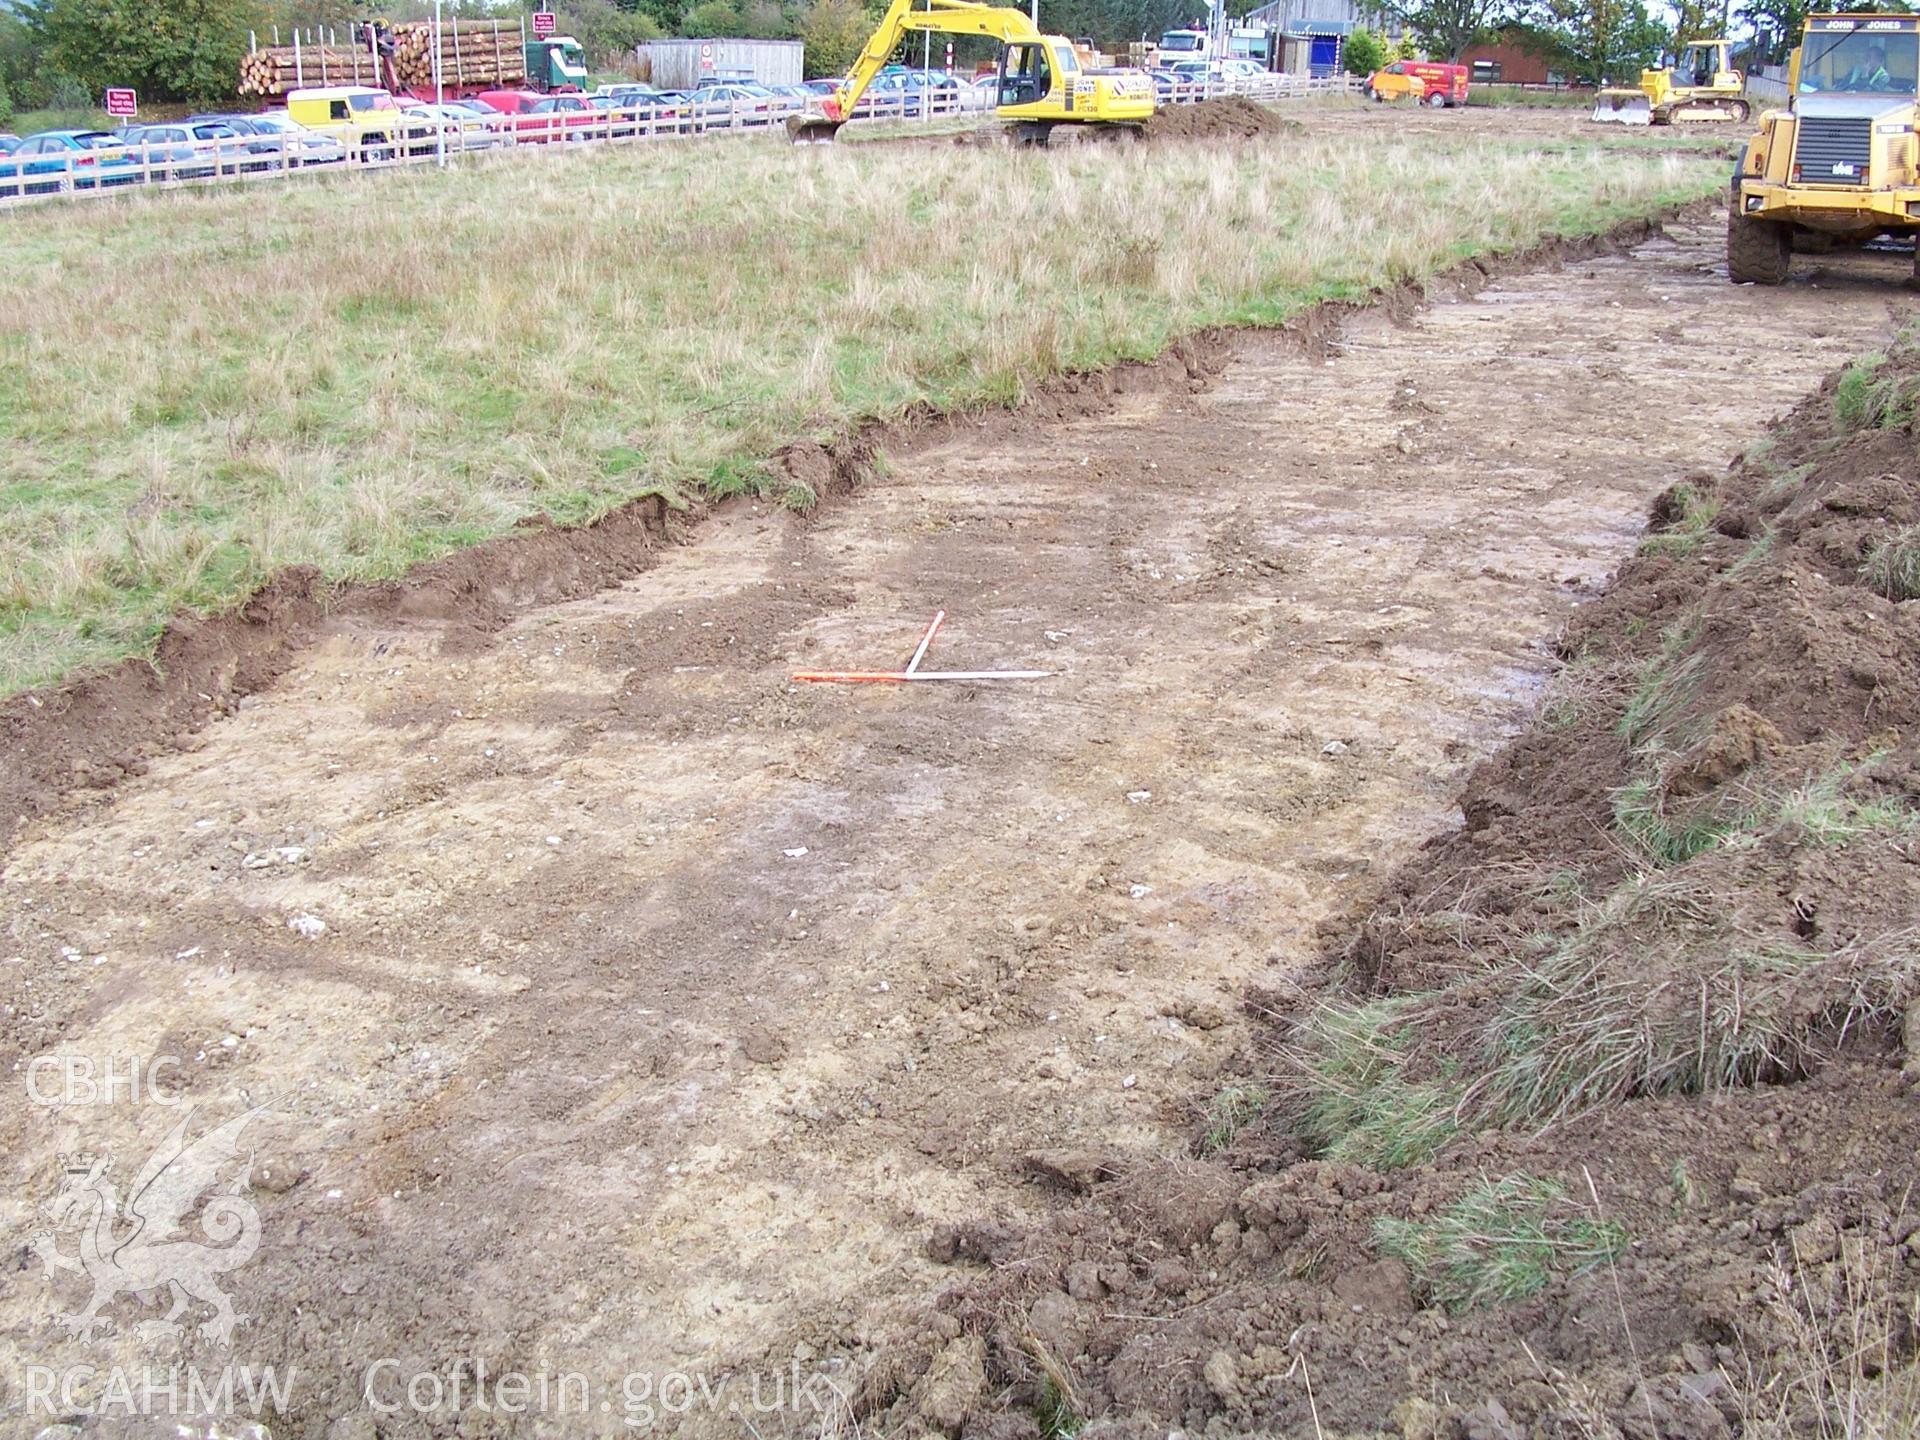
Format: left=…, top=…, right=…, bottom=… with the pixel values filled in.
left=1143, top=95, right=1292, bottom=142
left=856, top=347, right=1920, bottom=1435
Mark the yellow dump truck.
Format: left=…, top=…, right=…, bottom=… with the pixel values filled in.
left=1729, top=13, right=1920, bottom=283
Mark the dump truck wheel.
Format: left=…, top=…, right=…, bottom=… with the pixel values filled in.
left=1727, top=211, right=1791, bottom=285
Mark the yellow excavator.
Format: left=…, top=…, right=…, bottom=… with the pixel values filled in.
left=1592, top=39, right=1750, bottom=124
left=787, top=0, right=1155, bottom=145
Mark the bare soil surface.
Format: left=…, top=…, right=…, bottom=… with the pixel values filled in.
left=918, top=319, right=1920, bottom=1440
left=1309, top=98, right=1745, bottom=152
left=2, top=216, right=1908, bottom=1439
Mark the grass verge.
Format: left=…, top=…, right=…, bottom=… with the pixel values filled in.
left=0, top=132, right=1724, bottom=693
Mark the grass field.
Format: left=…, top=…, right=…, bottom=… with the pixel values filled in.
left=0, top=130, right=1727, bottom=693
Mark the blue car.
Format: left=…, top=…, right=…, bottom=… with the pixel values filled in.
left=1, top=131, right=140, bottom=197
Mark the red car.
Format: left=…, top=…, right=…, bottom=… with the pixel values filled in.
left=475, top=89, right=600, bottom=143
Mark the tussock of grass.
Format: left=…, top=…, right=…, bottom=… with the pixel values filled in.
left=1291, top=871, right=1919, bottom=1164
left=1373, top=1173, right=1627, bottom=1312
left=1862, top=524, right=1920, bottom=602
left=1200, top=1083, right=1270, bottom=1154
left=1615, top=757, right=1912, bottom=868
left=1612, top=777, right=1742, bottom=865
left=1773, top=764, right=1918, bottom=845
left=1832, top=353, right=1918, bottom=432
left=1638, top=482, right=1721, bottom=558
left=1617, top=618, right=1706, bottom=749
left=0, top=136, right=1725, bottom=693
left=1298, top=997, right=1459, bottom=1168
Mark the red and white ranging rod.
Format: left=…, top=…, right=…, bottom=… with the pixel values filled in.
left=792, top=610, right=1052, bottom=684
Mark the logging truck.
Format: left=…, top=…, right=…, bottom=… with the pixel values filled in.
left=240, top=17, right=587, bottom=103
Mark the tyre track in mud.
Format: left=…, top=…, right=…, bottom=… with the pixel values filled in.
left=0, top=215, right=1907, bottom=1436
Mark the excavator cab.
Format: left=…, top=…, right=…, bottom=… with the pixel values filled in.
left=999, top=42, right=1053, bottom=106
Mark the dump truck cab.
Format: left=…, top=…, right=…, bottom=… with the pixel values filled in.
left=1729, top=13, right=1920, bottom=283
left=525, top=36, right=588, bottom=92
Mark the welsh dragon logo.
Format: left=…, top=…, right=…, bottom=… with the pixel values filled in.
left=31, top=1105, right=270, bottom=1346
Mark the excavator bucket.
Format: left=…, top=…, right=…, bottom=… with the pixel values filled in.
left=1591, top=88, right=1652, bottom=124
left=787, top=114, right=844, bottom=144
left=788, top=98, right=846, bottom=145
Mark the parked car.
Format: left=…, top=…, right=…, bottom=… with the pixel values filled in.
left=1, top=131, right=140, bottom=196
left=525, top=94, right=608, bottom=141
left=586, top=91, right=683, bottom=137
left=856, top=70, right=924, bottom=118
left=0, top=134, right=21, bottom=155
left=1165, top=57, right=1266, bottom=91
left=477, top=89, right=583, bottom=143
left=595, top=83, right=672, bottom=109
left=168, top=119, right=278, bottom=173
left=117, top=124, right=226, bottom=181
left=401, top=102, right=514, bottom=151
left=684, top=82, right=779, bottom=128
left=239, top=112, right=349, bottom=164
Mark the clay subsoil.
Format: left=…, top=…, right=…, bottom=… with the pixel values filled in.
left=1, top=198, right=1912, bottom=1439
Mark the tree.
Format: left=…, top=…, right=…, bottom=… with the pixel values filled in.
left=559, top=0, right=662, bottom=62
left=1342, top=28, right=1386, bottom=74
left=1667, top=0, right=1727, bottom=45
left=1379, top=0, right=1516, bottom=59
left=681, top=0, right=743, bottom=34
left=39, top=0, right=263, bottom=103
left=797, top=0, right=873, bottom=76
left=1516, top=0, right=1666, bottom=83
left=1734, top=0, right=1802, bottom=63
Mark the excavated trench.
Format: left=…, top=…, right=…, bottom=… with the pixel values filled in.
left=0, top=211, right=1908, bottom=1438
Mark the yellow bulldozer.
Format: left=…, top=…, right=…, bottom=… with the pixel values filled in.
left=1592, top=39, right=1750, bottom=124
left=1729, top=12, right=1920, bottom=284
left=788, top=0, right=1155, bottom=145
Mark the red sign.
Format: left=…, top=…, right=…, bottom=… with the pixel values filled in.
left=103, top=87, right=138, bottom=118
left=699, top=41, right=715, bottom=70
left=531, top=10, right=556, bottom=37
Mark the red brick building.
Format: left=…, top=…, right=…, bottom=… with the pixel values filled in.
left=1456, top=39, right=1565, bottom=87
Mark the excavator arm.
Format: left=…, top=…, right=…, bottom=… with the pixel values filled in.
left=834, top=0, right=1042, bottom=117
left=790, top=0, right=1046, bottom=140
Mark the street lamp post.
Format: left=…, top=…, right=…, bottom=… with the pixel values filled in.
left=434, top=0, right=447, bottom=167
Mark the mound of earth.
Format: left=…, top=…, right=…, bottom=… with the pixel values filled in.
left=1143, top=95, right=1291, bottom=141
left=852, top=347, right=1920, bottom=1434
